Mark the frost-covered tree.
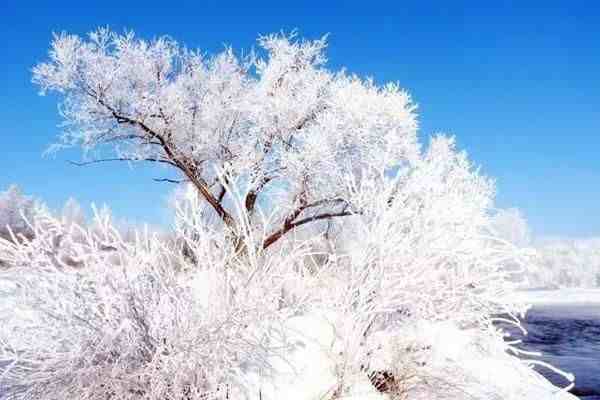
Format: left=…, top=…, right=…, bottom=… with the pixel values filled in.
left=0, top=28, right=574, bottom=400
left=33, top=28, right=418, bottom=249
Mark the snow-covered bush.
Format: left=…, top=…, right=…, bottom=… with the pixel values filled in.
left=0, top=167, right=545, bottom=399
left=0, top=159, right=571, bottom=399
left=302, top=137, right=535, bottom=397
left=0, top=198, right=317, bottom=399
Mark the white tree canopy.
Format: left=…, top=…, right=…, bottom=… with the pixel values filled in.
left=33, top=29, right=419, bottom=248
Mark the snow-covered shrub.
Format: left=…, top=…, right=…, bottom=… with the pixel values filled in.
left=0, top=147, right=549, bottom=399
left=0, top=200, right=317, bottom=399
left=303, top=137, right=535, bottom=398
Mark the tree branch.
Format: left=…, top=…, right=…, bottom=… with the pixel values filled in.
left=153, top=178, right=186, bottom=184
left=124, top=118, right=237, bottom=229
left=244, top=176, right=274, bottom=214
left=68, top=157, right=177, bottom=167
left=261, top=197, right=352, bottom=249
left=85, top=90, right=238, bottom=232
left=262, top=209, right=354, bottom=249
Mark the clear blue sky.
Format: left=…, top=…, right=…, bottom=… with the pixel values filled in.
left=1, top=1, right=599, bottom=237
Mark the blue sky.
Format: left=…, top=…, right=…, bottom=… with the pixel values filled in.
left=1, top=1, right=599, bottom=236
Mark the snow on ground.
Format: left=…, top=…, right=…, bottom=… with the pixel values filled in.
left=240, top=314, right=577, bottom=400
left=369, top=320, right=577, bottom=400
left=517, top=288, right=600, bottom=306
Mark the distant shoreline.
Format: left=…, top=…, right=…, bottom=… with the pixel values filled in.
left=517, top=288, right=600, bottom=307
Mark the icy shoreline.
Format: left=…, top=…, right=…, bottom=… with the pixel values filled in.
left=516, top=288, right=600, bottom=306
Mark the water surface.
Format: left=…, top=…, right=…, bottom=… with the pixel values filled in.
left=512, top=305, right=600, bottom=399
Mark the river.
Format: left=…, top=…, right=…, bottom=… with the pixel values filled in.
left=509, top=304, right=600, bottom=399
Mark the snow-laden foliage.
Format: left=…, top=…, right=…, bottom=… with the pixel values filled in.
left=33, top=28, right=418, bottom=249
left=0, top=28, right=572, bottom=399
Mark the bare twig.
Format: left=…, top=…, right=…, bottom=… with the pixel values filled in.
left=68, top=157, right=177, bottom=167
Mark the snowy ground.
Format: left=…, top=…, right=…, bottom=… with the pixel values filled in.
left=239, top=314, right=578, bottom=399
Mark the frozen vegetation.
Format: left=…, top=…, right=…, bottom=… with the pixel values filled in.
left=530, top=238, right=600, bottom=289
left=491, top=208, right=600, bottom=290
left=0, top=29, right=579, bottom=399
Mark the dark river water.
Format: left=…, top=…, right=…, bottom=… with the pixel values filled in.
left=507, top=305, right=600, bottom=399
